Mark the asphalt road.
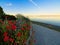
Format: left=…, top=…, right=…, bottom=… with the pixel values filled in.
left=32, top=24, right=60, bottom=45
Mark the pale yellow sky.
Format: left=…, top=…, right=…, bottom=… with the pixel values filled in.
left=24, top=15, right=60, bottom=20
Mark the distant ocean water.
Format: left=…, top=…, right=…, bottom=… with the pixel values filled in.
left=30, top=18, right=60, bottom=26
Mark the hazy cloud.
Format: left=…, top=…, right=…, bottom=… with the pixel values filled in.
left=6, top=3, right=12, bottom=6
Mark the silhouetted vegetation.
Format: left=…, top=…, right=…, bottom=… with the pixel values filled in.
left=0, top=6, right=5, bottom=15
left=1, top=15, right=16, bottom=20
left=0, top=6, right=16, bottom=20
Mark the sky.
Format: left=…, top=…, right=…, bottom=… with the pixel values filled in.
left=0, top=0, right=60, bottom=15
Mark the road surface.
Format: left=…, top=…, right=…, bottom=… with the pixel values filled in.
left=32, top=24, right=60, bottom=45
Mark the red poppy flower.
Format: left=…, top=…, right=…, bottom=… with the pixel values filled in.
left=4, top=36, right=9, bottom=42
left=8, top=20, right=13, bottom=25
left=6, top=25, right=11, bottom=30
left=26, top=26, right=31, bottom=30
left=29, top=26, right=31, bottom=29
left=9, top=38, right=14, bottom=43
left=11, top=25, right=16, bottom=30
left=17, top=32, right=22, bottom=37
left=3, top=32, right=8, bottom=37
left=21, top=27, right=25, bottom=31
left=13, top=21, right=16, bottom=25
left=23, top=23, right=27, bottom=26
